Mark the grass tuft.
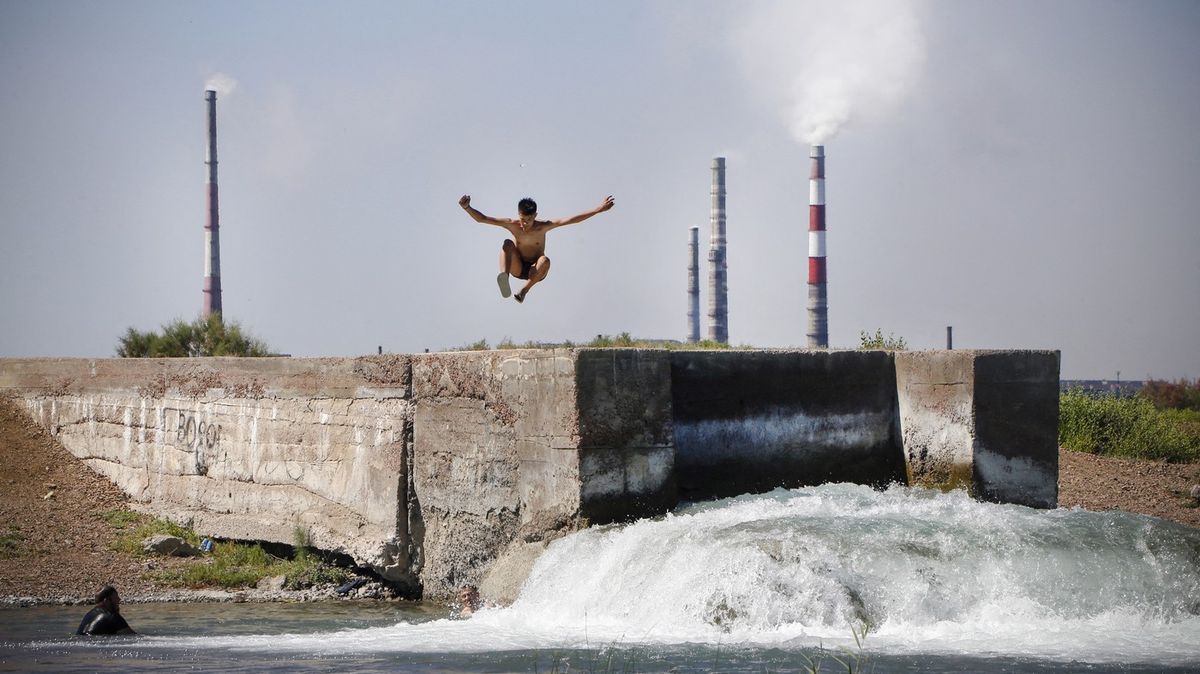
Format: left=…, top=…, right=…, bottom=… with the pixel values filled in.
left=150, top=540, right=352, bottom=590
left=0, top=528, right=26, bottom=559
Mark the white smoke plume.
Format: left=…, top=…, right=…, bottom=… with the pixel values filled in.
left=735, top=0, right=927, bottom=144
left=204, top=72, right=238, bottom=97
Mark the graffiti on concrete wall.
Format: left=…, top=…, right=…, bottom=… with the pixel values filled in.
left=163, top=407, right=220, bottom=475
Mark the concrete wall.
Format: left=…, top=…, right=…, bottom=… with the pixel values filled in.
left=0, top=350, right=675, bottom=599
left=894, top=351, right=1060, bottom=509
left=671, top=350, right=905, bottom=500
left=0, top=348, right=1059, bottom=598
left=0, top=356, right=419, bottom=588
left=408, top=349, right=673, bottom=596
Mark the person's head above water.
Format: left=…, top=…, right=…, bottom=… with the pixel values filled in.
left=458, top=585, right=481, bottom=615
left=517, top=198, right=537, bottom=220
left=95, top=585, right=121, bottom=612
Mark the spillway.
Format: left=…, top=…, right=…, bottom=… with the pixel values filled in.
left=114, top=484, right=1200, bottom=670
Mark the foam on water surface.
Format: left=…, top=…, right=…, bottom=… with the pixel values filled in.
left=95, top=484, right=1200, bottom=665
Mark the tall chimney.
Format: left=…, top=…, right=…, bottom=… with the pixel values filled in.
left=203, top=89, right=222, bottom=318
left=687, top=226, right=700, bottom=343
left=807, top=145, right=827, bottom=348
left=707, top=157, right=728, bottom=343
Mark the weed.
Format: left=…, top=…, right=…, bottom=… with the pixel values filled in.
left=0, top=529, right=26, bottom=559
left=292, top=524, right=312, bottom=550
left=458, top=338, right=490, bottom=351
left=859, top=329, right=907, bottom=351
left=101, top=510, right=142, bottom=529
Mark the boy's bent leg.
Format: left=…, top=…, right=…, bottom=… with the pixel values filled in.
left=497, top=241, right=520, bottom=298
left=515, top=256, right=550, bottom=303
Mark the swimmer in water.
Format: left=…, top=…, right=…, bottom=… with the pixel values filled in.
left=458, top=194, right=615, bottom=303
left=76, top=585, right=136, bottom=636
left=458, top=584, right=482, bottom=618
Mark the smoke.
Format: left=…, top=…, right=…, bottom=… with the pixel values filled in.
left=735, top=0, right=926, bottom=144
left=204, top=72, right=238, bottom=97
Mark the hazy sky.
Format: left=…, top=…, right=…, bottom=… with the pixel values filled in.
left=1, top=0, right=1197, bottom=379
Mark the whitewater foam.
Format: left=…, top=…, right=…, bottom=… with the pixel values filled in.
left=127, top=484, right=1200, bottom=664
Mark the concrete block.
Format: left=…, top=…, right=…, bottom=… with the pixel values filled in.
left=895, top=350, right=1060, bottom=508
left=574, top=350, right=676, bottom=522
left=973, top=351, right=1060, bottom=508
left=670, top=350, right=904, bottom=500
left=895, top=351, right=976, bottom=491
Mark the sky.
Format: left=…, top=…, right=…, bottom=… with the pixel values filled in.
left=0, top=0, right=1197, bottom=380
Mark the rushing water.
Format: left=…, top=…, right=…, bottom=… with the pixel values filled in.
left=4, top=483, right=1199, bottom=672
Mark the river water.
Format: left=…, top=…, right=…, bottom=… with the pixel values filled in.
left=3, top=483, right=1199, bottom=672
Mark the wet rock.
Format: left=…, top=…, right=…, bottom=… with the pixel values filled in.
left=256, top=575, right=286, bottom=591
left=142, top=534, right=200, bottom=557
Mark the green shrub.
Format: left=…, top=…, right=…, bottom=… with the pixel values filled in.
left=1059, top=390, right=1200, bottom=462
left=117, top=314, right=272, bottom=358
left=859, top=329, right=907, bottom=351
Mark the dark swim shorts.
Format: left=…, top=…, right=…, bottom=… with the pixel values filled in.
left=515, top=257, right=537, bottom=280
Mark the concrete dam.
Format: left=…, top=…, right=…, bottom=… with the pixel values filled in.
left=0, top=349, right=1059, bottom=600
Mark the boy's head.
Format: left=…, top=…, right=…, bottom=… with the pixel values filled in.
left=517, top=198, right=537, bottom=219
left=95, top=585, right=121, bottom=612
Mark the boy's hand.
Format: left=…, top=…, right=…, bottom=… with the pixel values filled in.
left=598, top=195, right=615, bottom=212
left=459, top=195, right=471, bottom=209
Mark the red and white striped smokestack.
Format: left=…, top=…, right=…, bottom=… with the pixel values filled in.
left=807, top=145, right=828, bottom=348
left=203, top=89, right=222, bottom=318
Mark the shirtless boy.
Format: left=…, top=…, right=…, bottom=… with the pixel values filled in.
left=458, top=194, right=615, bottom=303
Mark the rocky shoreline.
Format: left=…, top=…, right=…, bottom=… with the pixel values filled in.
left=1, top=580, right=401, bottom=608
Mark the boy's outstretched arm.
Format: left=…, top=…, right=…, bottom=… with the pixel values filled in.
left=459, top=194, right=509, bottom=226
left=549, top=196, right=615, bottom=228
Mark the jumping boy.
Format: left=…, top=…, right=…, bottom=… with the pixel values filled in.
left=458, top=194, right=615, bottom=303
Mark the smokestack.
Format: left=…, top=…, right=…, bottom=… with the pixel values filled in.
left=203, top=89, right=222, bottom=318
left=707, top=157, right=728, bottom=343
left=807, top=145, right=828, bottom=348
left=687, top=226, right=700, bottom=343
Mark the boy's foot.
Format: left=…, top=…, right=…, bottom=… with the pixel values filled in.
left=514, top=290, right=526, bottom=304
left=496, top=272, right=512, bottom=298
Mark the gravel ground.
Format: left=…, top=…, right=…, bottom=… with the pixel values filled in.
left=3, top=396, right=1198, bottom=606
